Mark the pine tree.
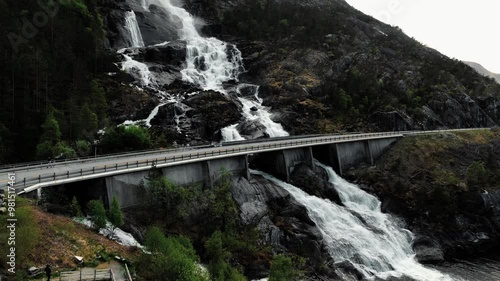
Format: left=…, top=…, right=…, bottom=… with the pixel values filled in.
left=87, top=199, right=107, bottom=230
left=108, top=196, right=124, bottom=231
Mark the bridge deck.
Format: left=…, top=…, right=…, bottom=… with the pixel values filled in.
left=0, top=129, right=488, bottom=194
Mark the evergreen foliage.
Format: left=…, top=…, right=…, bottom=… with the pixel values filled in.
left=108, top=196, right=124, bottom=229
left=87, top=199, right=107, bottom=230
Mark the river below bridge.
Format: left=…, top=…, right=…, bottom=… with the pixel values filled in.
left=431, top=255, right=500, bottom=281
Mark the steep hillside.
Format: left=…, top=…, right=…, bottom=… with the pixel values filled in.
left=351, top=129, right=500, bottom=259
left=465, top=61, right=500, bottom=83
left=184, top=0, right=500, bottom=134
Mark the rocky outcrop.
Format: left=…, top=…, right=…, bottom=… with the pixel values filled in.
left=232, top=175, right=332, bottom=278
left=353, top=132, right=500, bottom=260
left=290, top=163, right=343, bottom=205
left=182, top=0, right=500, bottom=134
left=151, top=90, right=242, bottom=143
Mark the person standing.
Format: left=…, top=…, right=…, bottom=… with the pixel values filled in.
left=44, top=264, right=51, bottom=281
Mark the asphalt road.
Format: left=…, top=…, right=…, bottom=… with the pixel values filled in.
left=0, top=128, right=488, bottom=194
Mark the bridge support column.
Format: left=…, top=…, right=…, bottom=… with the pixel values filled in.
left=244, top=155, right=251, bottom=180
left=205, top=161, right=214, bottom=189
left=330, top=144, right=343, bottom=176
left=304, top=147, right=314, bottom=168
left=281, top=151, right=291, bottom=182
left=365, top=140, right=374, bottom=165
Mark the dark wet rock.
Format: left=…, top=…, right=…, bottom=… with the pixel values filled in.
left=236, top=120, right=268, bottom=139
left=135, top=5, right=183, bottom=45
left=413, top=236, right=445, bottom=264
left=138, top=41, right=187, bottom=67
left=232, top=175, right=331, bottom=271
left=290, top=163, right=343, bottom=205
left=152, top=91, right=241, bottom=144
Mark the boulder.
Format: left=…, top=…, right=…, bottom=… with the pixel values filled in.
left=290, top=163, right=343, bottom=205
left=236, top=120, right=268, bottom=139
left=412, top=236, right=445, bottom=264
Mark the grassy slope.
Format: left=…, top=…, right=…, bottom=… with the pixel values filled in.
left=354, top=129, right=500, bottom=223
left=0, top=198, right=139, bottom=278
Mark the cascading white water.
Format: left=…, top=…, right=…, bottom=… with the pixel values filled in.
left=121, top=0, right=287, bottom=141
left=237, top=84, right=289, bottom=138
left=144, top=0, right=243, bottom=93
left=221, top=124, right=245, bottom=141
left=124, top=11, right=145, bottom=48
left=252, top=164, right=457, bottom=281
left=122, top=103, right=167, bottom=127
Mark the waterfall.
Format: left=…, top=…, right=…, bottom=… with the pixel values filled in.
left=144, top=0, right=243, bottom=93
left=236, top=84, right=289, bottom=138
left=252, top=164, right=457, bottom=281
left=124, top=11, right=145, bottom=48
left=221, top=124, right=245, bottom=142
left=120, top=0, right=287, bottom=141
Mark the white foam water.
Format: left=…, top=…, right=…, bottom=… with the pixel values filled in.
left=252, top=164, right=457, bottom=281
left=144, top=0, right=243, bottom=93
left=124, top=10, right=145, bottom=48
left=236, top=84, right=289, bottom=138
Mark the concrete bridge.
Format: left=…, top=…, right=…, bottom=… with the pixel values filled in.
left=0, top=129, right=486, bottom=208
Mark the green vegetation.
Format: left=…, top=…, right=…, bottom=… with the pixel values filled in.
left=99, top=125, right=153, bottom=154
left=71, top=196, right=83, bottom=217
left=358, top=129, right=500, bottom=221
left=466, top=161, right=487, bottom=190
left=0, top=197, right=40, bottom=279
left=87, top=199, right=107, bottom=230
left=137, top=227, right=209, bottom=281
left=108, top=196, right=124, bottom=230
left=0, top=0, right=114, bottom=163
left=138, top=168, right=272, bottom=280
left=269, top=254, right=298, bottom=281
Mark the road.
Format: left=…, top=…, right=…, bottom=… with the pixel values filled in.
left=0, top=129, right=488, bottom=194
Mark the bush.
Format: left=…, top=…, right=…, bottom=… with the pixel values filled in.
left=269, top=254, right=302, bottom=281
left=100, top=125, right=152, bottom=153
left=205, top=231, right=246, bottom=281
left=108, top=196, right=124, bottom=230
left=466, top=161, right=487, bottom=190
left=87, top=199, right=107, bottom=230
left=71, top=196, right=83, bottom=217
left=139, top=227, right=209, bottom=281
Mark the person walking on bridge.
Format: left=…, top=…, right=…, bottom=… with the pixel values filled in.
left=45, top=264, right=51, bottom=281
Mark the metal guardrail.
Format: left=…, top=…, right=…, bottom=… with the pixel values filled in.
left=59, top=268, right=114, bottom=281
left=1, top=128, right=491, bottom=193
left=0, top=133, right=333, bottom=171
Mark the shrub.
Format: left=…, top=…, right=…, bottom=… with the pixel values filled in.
left=71, top=196, right=83, bottom=217
left=108, top=196, right=124, bottom=230
left=100, top=125, right=152, bottom=153
left=466, top=161, right=487, bottom=189
left=139, top=227, right=209, bottom=281
left=269, top=254, right=300, bottom=281
left=87, top=199, right=107, bottom=230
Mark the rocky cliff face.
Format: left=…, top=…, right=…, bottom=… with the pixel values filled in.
left=182, top=0, right=500, bottom=133
left=350, top=130, right=500, bottom=260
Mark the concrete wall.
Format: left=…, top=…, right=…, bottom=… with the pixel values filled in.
left=253, top=147, right=313, bottom=181
left=337, top=141, right=371, bottom=171
left=105, top=156, right=247, bottom=208
left=105, top=171, right=150, bottom=209
left=104, top=137, right=399, bottom=208
left=369, top=138, right=399, bottom=160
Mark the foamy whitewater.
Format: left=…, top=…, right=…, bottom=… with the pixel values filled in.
left=120, top=1, right=288, bottom=140
left=252, top=163, right=458, bottom=281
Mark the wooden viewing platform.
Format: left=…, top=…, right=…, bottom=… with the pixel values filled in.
left=59, top=268, right=115, bottom=281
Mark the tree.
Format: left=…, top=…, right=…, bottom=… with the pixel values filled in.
left=87, top=199, right=107, bottom=230
left=40, top=111, right=62, bottom=144
left=79, top=103, right=98, bottom=135
left=269, top=255, right=298, bottom=281
left=71, top=196, right=83, bottom=217
left=466, top=161, right=487, bottom=190
left=108, top=196, right=124, bottom=231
